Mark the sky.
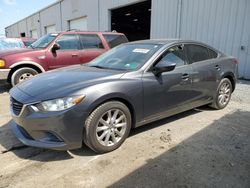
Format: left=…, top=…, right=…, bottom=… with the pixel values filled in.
left=0, top=0, right=57, bottom=36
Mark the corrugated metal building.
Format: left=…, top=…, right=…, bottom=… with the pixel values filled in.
left=5, top=0, right=250, bottom=79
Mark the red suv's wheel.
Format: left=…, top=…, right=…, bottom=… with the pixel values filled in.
left=11, top=67, right=38, bottom=86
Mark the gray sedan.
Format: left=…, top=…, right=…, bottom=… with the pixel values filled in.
left=9, top=39, right=238, bottom=153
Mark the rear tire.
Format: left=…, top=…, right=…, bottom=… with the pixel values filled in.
left=11, top=67, right=38, bottom=86
left=83, top=101, right=131, bottom=153
left=210, top=78, right=232, bottom=110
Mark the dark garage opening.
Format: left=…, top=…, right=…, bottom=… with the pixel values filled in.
left=111, top=0, right=151, bottom=41
left=20, top=32, right=26, bottom=37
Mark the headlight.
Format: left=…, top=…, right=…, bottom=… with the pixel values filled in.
left=0, top=60, right=5, bottom=68
left=31, top=95, right=85, bottom=112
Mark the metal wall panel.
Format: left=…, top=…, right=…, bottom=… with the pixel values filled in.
left=26, top=13, right=40, bottom=38
left=61, top=0, right=99, bottom=31
left=151, top=0, right=179, bottom=38
left=40, top=3, right=61, bottom=35
left=17, top=20, right=27, bottom=36
left=151, top=0, right=250, bottom=79
left=5, top=24, right=19, bottom=37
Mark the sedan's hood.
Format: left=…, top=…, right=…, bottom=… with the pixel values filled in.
left=0, top=48, right=34, bottom=57
left=12, top=65, right=125, bottom=102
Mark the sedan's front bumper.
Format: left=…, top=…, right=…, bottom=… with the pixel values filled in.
left=0, top=69, right=10, bottom=80
left=10, top=98, right=89, bottom=150
left=10, top=121, right=69, bottom=150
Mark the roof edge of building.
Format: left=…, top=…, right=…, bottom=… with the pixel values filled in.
left=5, top=0, right=63, bottom=30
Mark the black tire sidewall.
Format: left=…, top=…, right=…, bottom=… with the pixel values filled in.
left=11, top=68, right=38, bottom=86
left=215, top=78, right=232, bottom=109
left=84, top=101, right=132, bottom=153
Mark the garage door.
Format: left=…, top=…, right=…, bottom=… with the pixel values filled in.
left=45, top=25, right=56, bottom=34
left=30, top=29, right=38, bottom=39
left=69, top=17, right=87, bottom=31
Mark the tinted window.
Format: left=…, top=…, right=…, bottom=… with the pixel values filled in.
left=186, top=44, right=210, bottom=63
left=157, top=45, right=186, bottom=67
left=57, top=34, right=79, bottom=50
left=103, top=34, right=128, bottom=48
left=79, top=34, right=104, bottom=49
left=207, top=48, right=218, bottom=58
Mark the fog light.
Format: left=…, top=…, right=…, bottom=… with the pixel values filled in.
left=0, top=60, right=5, bottom=68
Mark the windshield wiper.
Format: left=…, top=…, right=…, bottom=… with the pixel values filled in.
left=29, top=44, right=35, bottom=49
left=88, top=65, right=125, bottom=71
left=89, top=65, right=107, bottom=69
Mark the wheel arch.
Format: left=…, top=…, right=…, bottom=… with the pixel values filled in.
left=221, top=72, right=236, bottom=92
left=7, top=61, right=45, bottom=82
left=87, top=94, right=137, bottom=129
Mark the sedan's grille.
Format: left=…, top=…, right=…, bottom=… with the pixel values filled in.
left=11, top=97, right=23, bottom=116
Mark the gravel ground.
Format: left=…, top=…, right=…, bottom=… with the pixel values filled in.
left=0, top=80, right=249, bottom=188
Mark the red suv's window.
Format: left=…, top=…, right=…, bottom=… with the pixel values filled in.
left=103, top=34, right=128, bottom=48
left=79, top=34, right=104, bottom=49
left=57, top=34, right=80, bottom=50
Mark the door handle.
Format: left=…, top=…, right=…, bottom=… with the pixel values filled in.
left=182, top=73, right=190, bottom=80
left=72, top=54, right=78, bottom=57
left=215, top=65, right=221, bottom=71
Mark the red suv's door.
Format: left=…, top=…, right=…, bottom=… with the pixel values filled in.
left=78, top=34, right=108, bottom=64
left=46, top=34, right=81, bottom=69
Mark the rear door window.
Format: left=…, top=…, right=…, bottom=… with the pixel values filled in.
left=79, top=34, right=104, bottom=49
left=57, top=34, right=80, bottom=50
left=103, top=34, right=128, bottom=48
left=207, top=48, right=218, bottom=58
left=185, top=44, right=210, bottom=63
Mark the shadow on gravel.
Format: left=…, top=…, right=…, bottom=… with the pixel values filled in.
left=0, top=120, right=74, bottom=161
left=0, top=80, right=11, bottom=94
left=0, top=121, right=99, bottom=161
left=130, top=105, right=216, bottom=138
left=0, top=107, right=206, bottom=162
left=130, top=108, right=202, bottom=137
left=110, top=110, right=250, bottom=188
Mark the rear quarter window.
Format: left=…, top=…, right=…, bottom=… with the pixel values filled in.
left=207, top=48, right=218, bottom=58
left=103, top=34, right=128, bottom=48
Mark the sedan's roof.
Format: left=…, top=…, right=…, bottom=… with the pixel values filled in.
left=129, top=39, right=222, bottom=54
left=130, top=39, right=200, bottom=45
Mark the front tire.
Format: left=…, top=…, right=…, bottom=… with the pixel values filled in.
left=83, top=101, right=131, bottom=153
left=210, top=78, right=232, bottom=110
left=11, top=67, right=38, bottom=86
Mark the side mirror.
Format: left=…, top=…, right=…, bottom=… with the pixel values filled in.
left=152, top=61, right=176, bottom=76
left=51, top=43, right=60, bottom=53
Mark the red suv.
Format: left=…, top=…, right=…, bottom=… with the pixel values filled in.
left=0, top=31, right=128, bottom=86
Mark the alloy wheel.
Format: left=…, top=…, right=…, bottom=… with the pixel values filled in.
left=218, top=82, right=231, bottom=106
left=96, top=109, right=127, bottom=147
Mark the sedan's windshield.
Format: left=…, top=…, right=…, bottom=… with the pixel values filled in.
left=30, top=34, right=57, bottom=49
left=87, top=43, right=162, bottom=71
